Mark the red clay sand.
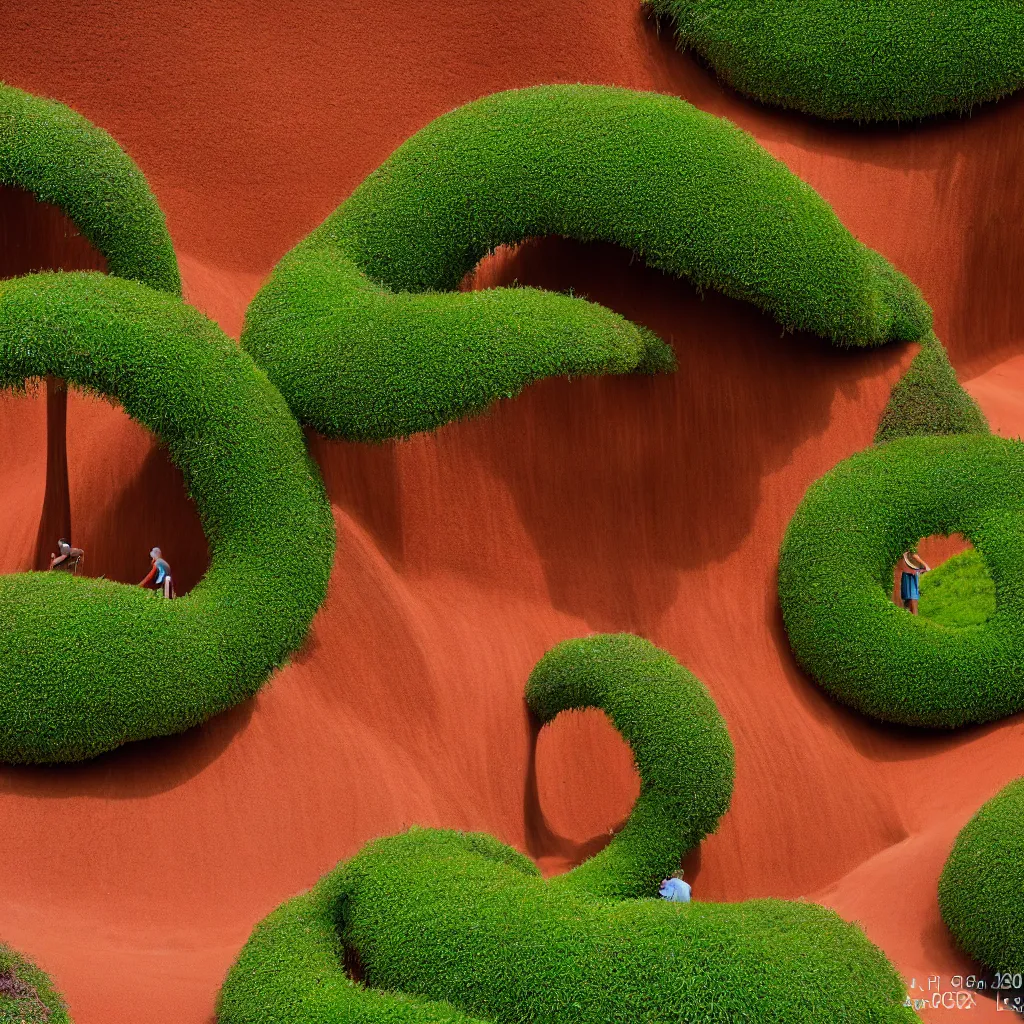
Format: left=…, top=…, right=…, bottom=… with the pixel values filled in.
left=1, top=4, right=1024, bottom=1021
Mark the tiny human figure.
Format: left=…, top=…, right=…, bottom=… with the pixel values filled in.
left=139, top=547, right=175, bottom=599
left=659, top=870, right=691, bottom=903
left=900, top=549, right=931, bottom=615
left=49, top=538, right=84, bottom=573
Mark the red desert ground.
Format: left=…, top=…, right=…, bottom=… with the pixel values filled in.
left=2, top=2, right=1024, bottom=1022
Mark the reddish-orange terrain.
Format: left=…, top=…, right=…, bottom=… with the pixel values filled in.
left=2, top=4, right=1024, bottom=1022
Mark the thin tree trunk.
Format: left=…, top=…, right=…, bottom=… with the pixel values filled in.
left=33, top=375, right=72, bottom=570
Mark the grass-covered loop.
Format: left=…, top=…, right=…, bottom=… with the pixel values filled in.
left=779, top=434, right=1024, bottom=728
left=0, top=81, right=179, bottom=293
left=939, top=778, right=1024, bottom=975
left=0, top=941, right=71, bottom=1024
left=646, top=0, right=1024, bottom=122
left=526, top=633, right=734, bottom=899
left=218, top=635, right=917, bottom=1024
left=243, top=84, right=931, bottom=442
left=0, top=272, right=334, bottom=764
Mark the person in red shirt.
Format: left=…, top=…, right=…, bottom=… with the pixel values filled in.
left=139, top=547, right=174, bottom=598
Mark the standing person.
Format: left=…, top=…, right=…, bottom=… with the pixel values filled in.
left=49, top=538, right=84, bottom=573
left=900, top=549, right=930, bottom=615
left=139, top=547, right=174, bottom=599
left=659, top=870, right=691, bottom=903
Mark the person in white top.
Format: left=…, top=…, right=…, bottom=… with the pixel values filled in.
left=659, top=870, right=691, bottom=903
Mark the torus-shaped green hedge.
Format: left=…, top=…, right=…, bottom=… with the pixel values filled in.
left=645, top=0, right=1024, bottom=122
left=0, top=81, right=179, bottom=293
left=779, top=434, right=1024, bottom=728
left=0, top=272, right=334, bottom=763
left=939, top=777, right=1024, bottom=976
left=0, top=941, right=70, bottom=1024
left=218, top=634, right=918, bottom=1024
left=242, top=85, right=931, bottom=441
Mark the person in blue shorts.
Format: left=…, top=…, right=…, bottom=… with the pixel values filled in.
left=659, top=870, right=691, bottom=903
left=900, top=549, right=930, bottom=615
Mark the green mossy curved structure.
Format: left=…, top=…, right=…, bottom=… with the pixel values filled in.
left=243, top=85, right=931, bottom=442
left=0, top=941, right=71, bottom=1024
left=0, top=272, right=334, bottom=763
left=218, top=634, right=917, bottom=1024
left=0, top=81, right=179, bottom=294
left=646, top=0, right=1024, bottom=122
left=875, top=334, right=988, bottom=444
left=779, top=434, right=1024, bottom=728
left=939, top=778, right=1024, bottom=976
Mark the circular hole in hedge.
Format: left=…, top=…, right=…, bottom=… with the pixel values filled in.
left=894, top=534, right=996, bottom=628
left=535, top=708, right=638, bottom=850
left=1, top=188, right=208, bottom=592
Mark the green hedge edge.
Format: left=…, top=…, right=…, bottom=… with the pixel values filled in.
left=939, top=777, right=1024, bottom=976
left=876, top=334, right=988, bottom=444
left=0, top=941, right=71, bottom=1024
left=0, top=272, right=334, bottom=763
left=243, top=85, right=931, bottom=442
left=645, top=0, right=1024, bottom=122
left=779, top=434, right=1024, bottom=728
left=218, top=635, right=917, bottom=1024
left=526, top=633, right=734, bottom=899
left=0, top=81, right=180, bottom=294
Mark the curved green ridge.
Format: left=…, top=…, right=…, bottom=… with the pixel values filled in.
left=919, top=550, right=996, bottom=629
left=0, top=272, right=334, bottom=763
left=646, top=0, right=1024, bottom=122
left=242, top=84, right=931, bottom=442
left=218, top=635, right=917, bottom=1024
left=876, top=334, right=989, bottom=444
left=778, top=434, right=1024, bottom=728
left=0, top=941, right=71, bottom=1024
left=939, top=777, right=1024, bottom=975
left=526, top=633, right=734, bottom=899
left=0, top=82, right=180, bottom=294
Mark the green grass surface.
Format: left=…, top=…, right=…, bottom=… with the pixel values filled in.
left=939, top=777, right=1024, bottom=975
left=779, top=434, right=1024, bottom=728
left=876, top=335, right=988, bottom=443
left=219, top=634, right=917, bottom=1024
left=0, top=272, right=334, bottom=763
left=0, top=81, right=179, bottom=293
left=919, top=550, right=996, bottom=629
left=646, top=0, right=1024, bottom=122
left=0, top=942, right=70, bottom=1024
left=243, top=85, right=931, bottom=442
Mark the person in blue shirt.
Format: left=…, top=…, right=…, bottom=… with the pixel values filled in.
left=659, top=870, right=691, bottom=903
left=139, top=547, right=175, bottom=598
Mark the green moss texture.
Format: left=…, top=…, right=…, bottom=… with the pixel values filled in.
left=919, top=549, right=996, bottom=629
left=0, top=272, right=334, bottom=763
left=779, top=434, right=1024, bottom=728
left=876, top=335, right=989, bottom=443
left=939, top=777, right=1024, bottom=975
left=0, top=942, right=71, bottom=1024
left=243, top=85, right=931, bottom=442
left=0, top=81, right=179, bottom=293
left=646, top=0, right=1024, bottom=122
left=218, top=634, right=917, bottom=1024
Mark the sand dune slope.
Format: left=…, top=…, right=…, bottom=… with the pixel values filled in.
left=1, top=3, right=1023, bottom=1021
